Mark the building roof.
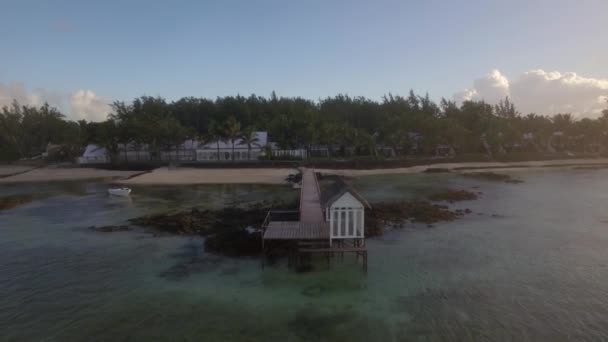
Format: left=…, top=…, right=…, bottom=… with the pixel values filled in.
left=82, top=144, right=107, bottom=157
left=321, top=178, right=371, bottom=209
left=199, top=131, right=267, bottom=150
left=82, top=132, right=271, bottom=156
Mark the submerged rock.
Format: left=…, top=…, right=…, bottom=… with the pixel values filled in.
left=424, top=168, right=451, bottom=173
left=160, top=255, right=222, bottom=281
left=286, top=172, right=302, bottom=184
left=128, top=200, right=297, bottom=257
left=287, top=307, right=368, bottom=341
left=130, top=200, right=296, bottom=236
left=301, top=284, right=325, bottom=297
left=125, top=192, right=474, bottom=258
left=463, top=172, right=523, bottom=183
left=366, top=200, right=469, bottom=233
left=0, top=194, right=39, bottom=211
left=204, top=229, right=262, bottom=257
left=91, top=225, right=130, bottom=232
left=428, top=189, right=478, bottom=202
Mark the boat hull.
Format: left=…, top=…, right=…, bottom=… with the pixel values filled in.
left=108, top=188, right=131, bottom=197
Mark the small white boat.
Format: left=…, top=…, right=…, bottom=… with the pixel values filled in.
left=292, top=182, right=302, bottom=189
left=108, top=187, right=131, bottom=197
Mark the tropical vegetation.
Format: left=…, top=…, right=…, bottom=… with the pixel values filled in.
left=1, top=92, right=608, bottom=162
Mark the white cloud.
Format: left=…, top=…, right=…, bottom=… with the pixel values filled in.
left=70, top=90, right=111, bottom=122
left=0, top=82, right=63, bottom=109
left=455, top=69, right=608, bottom=118
left=453, top=88, right=478, bottom=102
left=0, top=81, right=110, bottom=122
left=454, top=69, right=509, bottom=104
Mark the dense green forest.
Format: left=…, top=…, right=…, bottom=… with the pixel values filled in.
left=1, top=91, right=608, bottom=162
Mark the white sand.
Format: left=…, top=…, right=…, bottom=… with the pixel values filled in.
left=119, top=167, right=297, bottom=185
left=315, top=158, right=608, bottom=177
left=0, top=167, right=140, bottom=183
left=2, top=158, right=607, bottom=184
left=0, top=165, right=36, bottom=177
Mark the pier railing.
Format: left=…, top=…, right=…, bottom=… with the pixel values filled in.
left=261, top=209, right=300, bottom=267
left=261, top=210, right=300, bottom=231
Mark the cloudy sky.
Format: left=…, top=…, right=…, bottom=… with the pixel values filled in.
left=1, top=0, right=607, bottom=121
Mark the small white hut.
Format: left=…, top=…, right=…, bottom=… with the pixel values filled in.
left=321, top=179, right=370, bottom=246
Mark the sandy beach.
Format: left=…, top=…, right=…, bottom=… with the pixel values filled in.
left=2, top=158, right=608, bottom=184
left=118, top=167, right=297, bottom=185
left=0, top=166, right=37, bottom=177
left=0, top=167, right=140, bottom=183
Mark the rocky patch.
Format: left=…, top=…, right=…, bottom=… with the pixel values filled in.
left=463, top=172, right=523, bottom=183
left=0, top=194, right=40, bottom=211
left=428, top=189, right=478, bottom=203
left=366, top=200, right=470, bottom=235
left=91, top=225, right=130, bottom=232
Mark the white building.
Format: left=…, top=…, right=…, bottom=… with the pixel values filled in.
left=196, top=132, right=268, bottom=161
left=78, top=131, right=308, bottom=164
left=78, top=140, right=200, bottom=164
left=78, top=144, right=110, bottom=164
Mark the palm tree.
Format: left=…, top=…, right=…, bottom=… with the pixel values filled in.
left=0, top=102, right=25, bottom=159
left=240, top=126, right=259, bottom=160
left=552, top=113, right=574, bottom=134
left=223, top=116, right=241, bottom=161
left=94, top=119, right=122, bottom=164
left=207, top=120, right=223, bottom=161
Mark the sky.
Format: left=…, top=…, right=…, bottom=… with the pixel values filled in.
left=1, top=0, right=607, bottom=121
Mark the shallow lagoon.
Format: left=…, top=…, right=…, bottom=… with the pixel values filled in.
left=2, top=169, right=608, bottom=340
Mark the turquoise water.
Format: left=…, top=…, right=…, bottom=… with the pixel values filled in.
left=2, top=169, right=608, bottom=340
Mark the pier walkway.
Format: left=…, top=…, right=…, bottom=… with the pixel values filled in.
left=263, top=168, right=328, bottom=240
left=299, top=168, right=324, bottom=224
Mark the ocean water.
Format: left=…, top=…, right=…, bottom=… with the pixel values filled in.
left=2, top=169, right=608, bottom=341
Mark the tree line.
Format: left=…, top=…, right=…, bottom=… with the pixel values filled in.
left=1, top=91, right=608, bottom=162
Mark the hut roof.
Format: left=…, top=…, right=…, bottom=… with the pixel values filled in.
left=321, top=178, right=371, bottom=209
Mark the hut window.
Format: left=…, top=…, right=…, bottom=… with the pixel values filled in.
left=340, top=210, right=346, bottom=236
left=332, top=210, right=339, bottom=236
left=351, top=210, right=357, bottom=236
left=348, top=210, right=354, bottom=236
left=357, top=209, right=363, bottom=236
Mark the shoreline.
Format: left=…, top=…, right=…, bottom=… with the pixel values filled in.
left=1, top=158, right=608, bottom=184
left=0, top=167, right=140, bottom=184
left=117, top=167, right=297, bottom=185
left=316, top=158, right=608, bottom=177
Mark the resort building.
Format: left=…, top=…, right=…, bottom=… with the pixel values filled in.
left=78, top=144, right=110, bottom=164
left=78, top=131, right=307, bottom=164
left=78, top=140, right=200, bottom=164
left=195, top=132, right=268, bottom=161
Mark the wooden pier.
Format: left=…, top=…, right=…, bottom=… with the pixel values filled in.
left=262, top=168, right=367, bottom=272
